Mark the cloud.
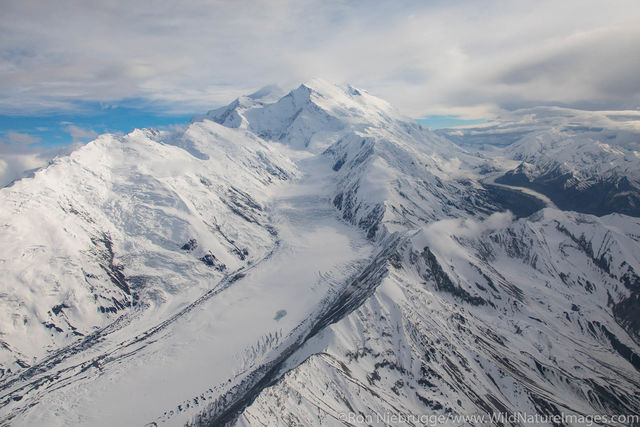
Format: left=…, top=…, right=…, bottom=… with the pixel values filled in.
left=414, top=211, right=515, bottom=258
left=63, top=125, right=98, bottom=143
left=0, top=143, right=80, bottom=187
left=0, top=154, right=43, bottom=187
left=2, top=131, right=41, bottom=146
left=0, top=0, right=638, bottom=118
left=1, top=131, right=42, bottom=156
left=0, top=126, right=90, bottom=186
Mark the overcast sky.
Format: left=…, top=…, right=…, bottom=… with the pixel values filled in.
left=1, top=0, right=639, bottom=120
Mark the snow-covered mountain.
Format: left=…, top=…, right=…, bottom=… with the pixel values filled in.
left=1, top=81, right=639, bottom=426
left=0, top=123, right=295, bottom=373
left=439, top=107, right=640, bottom=217
left=238, top=209, right=640, bottom=426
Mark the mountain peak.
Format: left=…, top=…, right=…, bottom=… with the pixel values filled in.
left=246, top=84, right=285, bottom=102
left=296, top=78, right=385, bottom=112
left=199, top=79, right=413, bottom=151
left=298, top=77, right=346, bottom=96
left=298, top=78, right=366, bottom=97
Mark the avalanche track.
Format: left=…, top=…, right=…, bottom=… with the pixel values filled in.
left=0, top=152, right=375, bottom=427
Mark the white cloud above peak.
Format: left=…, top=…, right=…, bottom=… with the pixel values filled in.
left=0, top=0, right=638, bottom=118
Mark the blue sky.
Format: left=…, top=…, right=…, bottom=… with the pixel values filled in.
left=0, top=103, right=192, bottom=148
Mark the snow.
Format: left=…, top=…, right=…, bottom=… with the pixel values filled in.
left=0, top=120, right=296, bottom=374
left=0, top=110, right=380, bottom=425
left=242, top=209, right=640, bottom=425
left=439, top=106, right=640, bottom=185
left=1, top=79, right=640, bottom=426
left=15, top=152, right=373, bottom=426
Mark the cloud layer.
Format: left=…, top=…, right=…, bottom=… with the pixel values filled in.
left=1, top=0, right=639, bottom=118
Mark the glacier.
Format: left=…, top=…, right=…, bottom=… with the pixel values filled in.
left=0, top=79, right=639, bottom=426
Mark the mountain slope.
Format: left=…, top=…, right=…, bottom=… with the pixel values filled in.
left=239, top=209, right=640, bottom=426
left=0, top=123, right=295, bottom=376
